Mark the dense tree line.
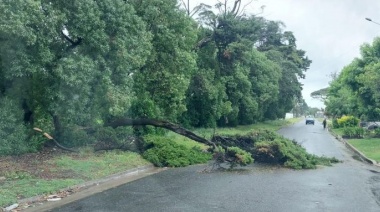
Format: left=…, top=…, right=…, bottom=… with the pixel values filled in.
left=325, top=37, right=380, bottom=121
left=0, top=0, right=310, bottom=155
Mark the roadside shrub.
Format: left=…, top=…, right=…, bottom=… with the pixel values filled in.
left=342, top=127, right=365, bottom=138
left=59, top=127, right=94, bottom=147
left=371, top=128, right=380, bottom=138
left=337, top=115, right=359, bottom=128
left=332, top=118, right=340, bottom=129
left=0, top=98, right=31, bottom=156
left=142, top=136, right=211, bottom=167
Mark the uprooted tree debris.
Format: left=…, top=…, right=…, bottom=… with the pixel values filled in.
left=35, top=118, right=340, bottom=170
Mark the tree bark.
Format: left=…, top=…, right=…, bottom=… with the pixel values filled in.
left=106, top=118, right=216, bottom=148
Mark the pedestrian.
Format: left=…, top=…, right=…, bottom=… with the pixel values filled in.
left=323, top=118, right=327, bottom=129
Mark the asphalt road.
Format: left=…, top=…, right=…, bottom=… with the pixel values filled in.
left=50, top=120, right=380, bottom=212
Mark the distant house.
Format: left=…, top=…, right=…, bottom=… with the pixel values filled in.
left=285, top=113, right=294, bottom=119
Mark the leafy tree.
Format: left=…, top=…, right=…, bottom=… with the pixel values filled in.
left=0, top=0, right=313, bottom=158
left=325, top=37, right=380, bottom=120
left=311, top=87, right=329, bottom=102
left=256, top=20, right=311, bottom=118
left=0, top=0, right=152, bottom=146
left=129, top=0, right=198, bottom=121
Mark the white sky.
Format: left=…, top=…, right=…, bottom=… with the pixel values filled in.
left=189, top=0, right=380, bottom=108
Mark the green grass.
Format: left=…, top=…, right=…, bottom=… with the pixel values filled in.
left=331, top=127, right=380, bottom=162
left=0, top=151, right=150, bottom=208
left=53, top=151, right=150, bottom=180
left=330, top=128, right=345, bottom=136
left=0, top=178, right=83, bottom=208
left=166, top=132, right=207, bottom=149
left=347, top=138, right=380, bottom=162
left=198, top=118, right=301, bottom=137
left=166, top=118, right=301, bottom=148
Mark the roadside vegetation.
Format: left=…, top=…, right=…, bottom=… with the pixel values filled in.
left=0, top=150, right=150, bottom=208
left=320, top=34, right=380, bottom=164
left=0, top=118, right=339, bottom=208
left=330, top=115, right=380, bottom=163
left=346, top=139, right=380, bottom=162
left=0, top=0, right=311, bottom=157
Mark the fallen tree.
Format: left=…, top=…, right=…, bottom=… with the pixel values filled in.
left=106, top=118, right=252, bottom=168
left=106, top=118, right=217, bottom=148
left=34, top=118, right=339, bottom=170
left=34, top=118, right=252, bottom=169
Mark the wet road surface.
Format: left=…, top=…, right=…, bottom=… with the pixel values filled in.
left=50, top=120, right=380, bottom=212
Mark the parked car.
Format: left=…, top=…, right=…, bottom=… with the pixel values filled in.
left=306, top=116, right=315, bottom=125
left=360, top=121, right=380, bottom=130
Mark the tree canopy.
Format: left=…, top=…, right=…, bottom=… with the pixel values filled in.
left=0, top=0, right=310, bottom=155
left=325, top=37, right=380, bottom=120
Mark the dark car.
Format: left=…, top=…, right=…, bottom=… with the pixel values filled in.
left=306, top=116, right=315, bottom=125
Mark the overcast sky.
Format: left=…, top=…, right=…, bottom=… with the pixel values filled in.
left=190, top=0, right=380, bottom=108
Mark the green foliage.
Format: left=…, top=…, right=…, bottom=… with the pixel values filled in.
left=332, top=118, right=340, bottom=129
left=0, top=99, right=31, bottom=156
left=371, top=128, right=380, bottom=138
left=130, top=0, right=197, bottom=121
left=342, top=127, right=365, bottom=138
left=94, top=127, right=143, bottom=152
left=326, top=37, right=380, bottom=120
left=226, top=146, right=253, bottom=167
left=0, top=0, right=151, bottom=150
left=59, top=127, right=94, bottom=147
left=214, top=130, right=339, bottom=169
left=254, top=137, right=338, bottom=169
left=0, top=0, right=311, bottom=155
left=336, top=115, right=359, bottom=128
left=142, top=136, right=211, bottom=167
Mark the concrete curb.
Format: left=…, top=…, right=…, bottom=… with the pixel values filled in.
left=10, top=164, right=161, bottom=211
left=329, top=129, right=380, bottom=166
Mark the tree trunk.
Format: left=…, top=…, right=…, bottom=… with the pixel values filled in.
left=106, top=118, right=216, bottom=148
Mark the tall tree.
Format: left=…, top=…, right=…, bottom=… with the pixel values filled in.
left=326, top=37, right=380, bottom=120
left=0, top=0, right=152, bottom=144
left=129, top=0, right=198, bottom=121
left=256, top=20, right=311, bottom=118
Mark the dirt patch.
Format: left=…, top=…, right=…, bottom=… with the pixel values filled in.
left=0, top=148, right=77, bottom=180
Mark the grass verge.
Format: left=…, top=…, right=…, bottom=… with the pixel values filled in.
left=331, top=127, right=380, bottom=163
left=347, top=138, right=380, bottom=162
left=53, top=151, right=150, bottom=180
left=0, top=150, right=150, bottom=208
left=0, top=178, right=83, bottom=208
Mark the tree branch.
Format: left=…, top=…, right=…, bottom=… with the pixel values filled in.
left=106, top=118, right=216, bottom=149
left=194, top=36, right=213, bottom=50
left=33, top=128, right=78, bottom=152
left=61, top=31, right=82, bottom=49
left=181, top=0, right=189, bottom=16
left=231, top=0, right=241, bottom=16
